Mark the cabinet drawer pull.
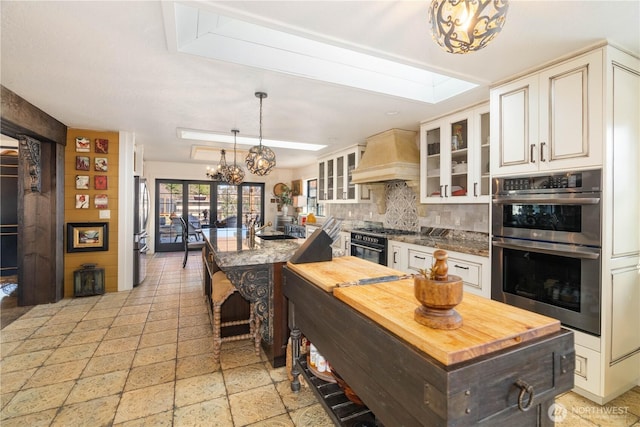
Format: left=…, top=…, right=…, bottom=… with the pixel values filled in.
left=473, top=182, right=478, bottom=197
left=530, top=143, right=536, bottom=163
left=439, top=185, right=444, bottom=198
left=444, top=184, right=449, bottom=197
left=414, top=256, right=426, bottom=260
left=515, top=379, right=535, bottom=412
left=393, top=252, right=398, bottom=263
left=453, top=264, right=469, bottom=270
left=540, top=141, right=546, bottom=162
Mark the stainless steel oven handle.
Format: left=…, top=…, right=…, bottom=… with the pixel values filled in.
left=350, top=242, right=383, bottom=253
left=493, top=197, right=600, bottom=205
left=492, top=240, right=600, bottom=260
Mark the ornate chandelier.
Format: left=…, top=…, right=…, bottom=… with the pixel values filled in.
left=226, top=129, right=245, bottom=185
left=245, top=92, right=276, bottom=176
left=206, top=149, right=229, bottom=182
left=428, top=0, right=509, bottom=54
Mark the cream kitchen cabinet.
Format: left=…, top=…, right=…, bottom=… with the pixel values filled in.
left=420, top=102, right=490, bottom=203
left=318, top=145, right=370, bottom=203
left=490, top=49, right=603, bottom=176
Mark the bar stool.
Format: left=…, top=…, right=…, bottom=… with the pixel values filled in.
left=211, top=270, right=261, bottom=363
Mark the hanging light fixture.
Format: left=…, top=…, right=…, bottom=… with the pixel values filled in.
left=428, top=0, right=509, bottom=54
left=206, top=149, right=230, bottom=182
left=226, top=129, right=245, bottom=185
left=245, top=91, right=276, bottom=176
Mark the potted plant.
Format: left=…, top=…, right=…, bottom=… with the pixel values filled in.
left=278, top=185, right=292, bottom=215
left=413, top=249, right=464, bottom=330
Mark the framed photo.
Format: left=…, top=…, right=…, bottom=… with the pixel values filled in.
left=94, top=175, right=108, bottom=190
left=75, top=175, right=89, bottom=190
left=95, top=138, right=109, bottom=154
left=75, top=137, right=90, bottom=152
left=95, top=194, right=108, bottom=209
left=66, top=222, right=109, bottom=252
left=95, top=157, right=108, bottom=172
left=75, top=194, right=89, bottom=209
left=76, top=156, right=90, bottom=171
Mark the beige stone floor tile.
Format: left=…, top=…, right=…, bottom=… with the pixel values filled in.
left=0, top=368, right=37, bottom=393
left=19, top=305, right=63, bottom=318
left=0, top=340, right=21, bottom=358
left=62, top=328, right=108, bottom=346
left=150, top=301, right=181, bottom=312
left=608, top=388, right=640, bottom=417
left=66, top=370, right=128, bottom=404
left=224, top=362, right=273, bottom=395
left=1, top=349, right=53, bottom=373
left=113, top=410, right=173, bottom=427
left=173, top=397, right=233, bottom=427
left=147, top=308, right=179, bottom=322
left=269, top=365, right=289, bottom=383
left=1, top=316, right=49, bottom=331
left=1, top=380, right=75, bottom=420
left=113, top=382, right=175, bottom=424
left=0, top=328, right=34, bottom=344
left=111, top=312, right=149, bottom=327
left=104, top=323, right=146, bottom=340
left=275, top=380, right=319, bottom=412
left=143, top=318, right=179, bottom=334
left=179, top=304, right=208, bottom=316
left=125, top=360, right=175, bottom=392
left=25, top=359, right=89, bottom=388
left=132, top=343, right=177, bottom=367
left=82, top=350, right=135, bottom=377
left=44, top=342, right=99, bottom=365
left=246, top=414, right=295, bottom=427
left=73, top=316, right=114, bottom=332
left=58, top=303, right=93, bottom=314
left=176, top=352, right=218, bottom=380
left=177, top=324, right=211, bottom=341
left=31, top=321, right=77, bottom=338
left=154, top=294, right=181, bottom=303
left=51, top=394, right=120, bottom=427
left=178, top=313, right=209, bottom=328
left=10, top=335, right=66, bottom=355
left=93, top=300, right=127, bottom=311
left=1, top=391, right=16, bottom=411
left=174, top=372, right=226, bottom=408
left=556, top=392, right=638, bottom=427
left=94, top=335, right=140, bottom=356
left=119, top=304, right=151, bottom=316
left=177, top=336, right=214, bottom=359
left=288, top=403, right=334, bottom=427
left=220, top=341, right=263, bottom=370
left=229, top=383, right=287, bottom=426
left=47, top=311, right=86, bottom=324
left=0, top=408, right=57, bottom=427
left=139, top=329, right=178, bottom=348
left=83, top=307, right=121, bottom=320
left=67, top=295, right=100, bottom=306
left=125, top=296, right=155, bottom=307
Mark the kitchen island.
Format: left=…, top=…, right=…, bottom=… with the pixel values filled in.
left=201, top=227, right=302, bottom=368
left=284, top=256, right=575, bottom=426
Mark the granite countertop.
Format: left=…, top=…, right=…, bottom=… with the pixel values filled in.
left=386, top=228, right=490, bottom=257
left=202, top=228, right=302, bottom=267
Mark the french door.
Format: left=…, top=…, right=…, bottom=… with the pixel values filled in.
left=155, top=180, right=264, bottom=252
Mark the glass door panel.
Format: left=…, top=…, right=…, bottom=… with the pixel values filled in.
left=425, top=126, right=442, bottom=199
left=450, top=119, right=468, bottom=198
left=156, top=181, right=184, bottom=250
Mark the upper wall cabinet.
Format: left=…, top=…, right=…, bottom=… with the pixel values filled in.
left=420, top=102, right=490, bottom=204
left=490, top=49, right=603, bottom=176
left=318, top=145, right=371, bottom=203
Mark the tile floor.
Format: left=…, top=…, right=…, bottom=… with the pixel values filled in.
left=1, top=252, right=639, bottom=426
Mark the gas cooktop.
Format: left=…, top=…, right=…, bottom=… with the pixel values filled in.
left=351, top=227, right=416, bottom=236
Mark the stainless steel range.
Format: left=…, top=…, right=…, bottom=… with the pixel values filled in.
left=350, top=227, right=415, bottom=266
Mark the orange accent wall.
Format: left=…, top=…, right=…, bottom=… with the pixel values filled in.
left=64, top=129, right=119, bottom=295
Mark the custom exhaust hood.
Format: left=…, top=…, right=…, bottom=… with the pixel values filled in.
left=352, top=128, right=419, bottom=213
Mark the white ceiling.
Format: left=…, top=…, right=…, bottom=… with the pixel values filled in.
left=2, top=1, right=639, bottom=169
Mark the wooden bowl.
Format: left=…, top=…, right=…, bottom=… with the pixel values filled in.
left=332, top=369, right=365, bottom=406
left=414, top=275, right=463, bottom=330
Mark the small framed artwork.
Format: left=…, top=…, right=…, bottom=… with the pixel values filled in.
left=67, top=222, right=109, bottom=252
left=95, top=138, right=109, bottom=154
left=75, top=137, right=90, bottom=152
left=94, top=175, right=108, bottom=190
left=76, top=156, right=90, bottom=171
left=75, top=175, right=89, bottom=190
left=95, top=194, right=108, bottom=209
left=94, top=157, right=108, bottom=172
left=75, top=194, right=89, bottom=209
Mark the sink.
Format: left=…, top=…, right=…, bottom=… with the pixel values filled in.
left=256, top=234, right=297, bottom=240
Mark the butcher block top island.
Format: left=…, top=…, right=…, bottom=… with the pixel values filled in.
left=283, top=256, right=574, bottom=427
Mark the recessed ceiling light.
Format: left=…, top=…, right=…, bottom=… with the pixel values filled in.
left=164, top=3, right=478, bottom=104
left=177, top=128, right=327, bottom=152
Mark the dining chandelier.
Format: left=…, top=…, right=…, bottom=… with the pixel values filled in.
left=245, top=92, right=276, bottom=176
left=226, top=129, right=245, bottom=185
left=428, top=0, right=509, bottom=54
left=206, top=149, right=229, bottom=182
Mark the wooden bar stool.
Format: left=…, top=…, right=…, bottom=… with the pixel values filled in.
left=211, top=270, right=261, bottom=363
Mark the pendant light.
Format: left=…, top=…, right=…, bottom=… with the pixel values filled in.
left=245, top=91, right=276, bottom=175
left=206, top=149, right=230, bottom=182
left=428, top=0, right=509, bottom=54
left=226, top=129, right=245, bottom=185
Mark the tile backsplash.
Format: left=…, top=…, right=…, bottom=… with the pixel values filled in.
left=322, top=181, right=489, bottom=233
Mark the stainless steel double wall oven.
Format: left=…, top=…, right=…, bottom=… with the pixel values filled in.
left=491, top=169, right=602, bottom=336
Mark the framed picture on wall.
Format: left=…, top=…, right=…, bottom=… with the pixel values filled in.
left=95, top=157, right=108, bottom=172
left=95, top=194, right=108, bottom=209
left=75, top=175, right=89, bottom=190
left=66, top=222, right=109, bottom=252
left=94, top=175, right=108, bottom=190
left=75, top=137, right=90, bottom=152
left=75, top=194, right=89, bottom=209
left=95, top=138, right=109, bottom=154
left=76, top=156, right=90, bottom=171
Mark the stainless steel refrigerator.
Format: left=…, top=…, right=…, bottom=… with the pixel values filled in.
left=133, top=176, right=149, bottom=286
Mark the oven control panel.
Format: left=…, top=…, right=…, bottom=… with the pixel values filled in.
left=494, top=169, right=601, bottom=194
